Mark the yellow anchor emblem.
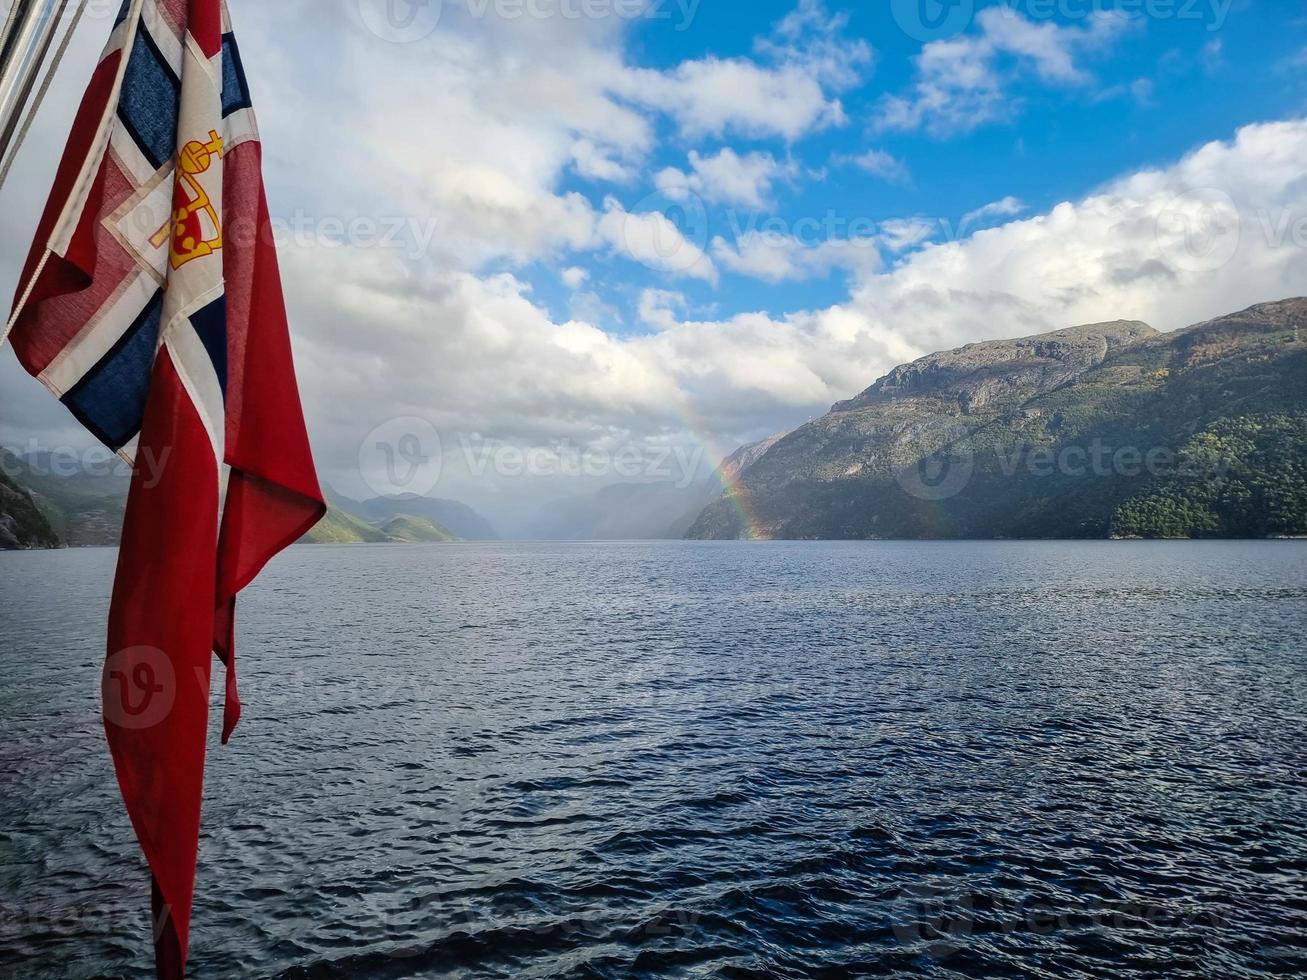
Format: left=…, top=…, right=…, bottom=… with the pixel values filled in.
left=150, top=130, right=224, bottom=270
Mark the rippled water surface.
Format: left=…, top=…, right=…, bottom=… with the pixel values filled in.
left=1, top=541, right=1305, bottom=978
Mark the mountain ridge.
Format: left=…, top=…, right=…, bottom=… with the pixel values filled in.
left=0, top=467, right=60, bottom=550
left=688, top=299, right=1307, bottom=540
left=302, top=490, right=464, bottom=544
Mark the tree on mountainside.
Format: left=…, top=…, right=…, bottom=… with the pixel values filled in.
left=1112, top=414, right=1307, bottom=538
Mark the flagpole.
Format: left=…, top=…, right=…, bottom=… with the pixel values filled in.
left=1, top=0, right=83, bottom=352
left=0, top=0, right=69, bottom=182
left=0, top=2, right=28, bottom=56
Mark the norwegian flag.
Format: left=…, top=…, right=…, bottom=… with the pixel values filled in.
left=6, top=0, right=324, bottom=975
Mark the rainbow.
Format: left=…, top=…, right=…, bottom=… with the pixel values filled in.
left=674, top=400, right=773, bottom=541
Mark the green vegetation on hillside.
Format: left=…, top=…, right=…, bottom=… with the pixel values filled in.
left=1113, top=414, right=1307, bottom=538
left=299, top=507, right=459, bottom=544
left=301, top=506, right=391, bottom=544
left=0, top=469, right=61, bottom=550
left=375, top=515, right=457, bottom=543
left=0, top=458, right=464, bottom=548
left=688, top=300, right=1307, bottom=541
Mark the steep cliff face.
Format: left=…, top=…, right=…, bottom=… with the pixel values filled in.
left=0, top=450, right=127, bottom=547
left=688, top=300, right=1307, bottom=540
left=718, top=433, right=788, bottom=483
left=0, top=470, right=61, bottom=550
left=832, top=320, right=1157, bottom=415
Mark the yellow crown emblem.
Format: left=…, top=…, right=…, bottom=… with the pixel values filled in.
left=150, top=130, right=224, bottom=270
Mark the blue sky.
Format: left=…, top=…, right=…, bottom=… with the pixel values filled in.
left=522, top=0, right=1307, bottom=330
left=2, top=0, right=1306, bottom=512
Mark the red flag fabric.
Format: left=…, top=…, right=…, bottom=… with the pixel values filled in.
left=6, top=1, right=324, bottom=974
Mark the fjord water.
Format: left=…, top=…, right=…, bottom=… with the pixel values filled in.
left=1, top=542, right=1304, bottom=979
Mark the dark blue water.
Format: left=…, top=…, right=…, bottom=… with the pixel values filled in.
left=1, top=541, right=1305, bottom=978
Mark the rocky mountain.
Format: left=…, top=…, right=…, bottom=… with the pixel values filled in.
left=688, top=299, right=1307, bottom=540
left=0, top=466, right=470, bottom=548
left=0, top=468, right=60, bottom=550
left=1, top=449, right=128, bottom=546
left=718, top=433, right=787, bottom=483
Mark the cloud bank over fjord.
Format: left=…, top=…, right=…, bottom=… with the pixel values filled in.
left=276, top=116, right=1307, bottom=494
left=1, top=2, right=1304, bottom=500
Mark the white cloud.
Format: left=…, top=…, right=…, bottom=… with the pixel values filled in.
left=132, top=106, right=1307, bottom=489
left=878, top=218, right=938, bottom=252
left=843, top=119, right=1307, bottom=357
left=773, top=0, right=850, bottom=45
left=571, top=139, right=637, bottom=183
left=637, top=289, right=688, bottom=331
left=655, top=148, right=796, bottom=208
left=325, top=117, right=1307, bottom=467
left=962, top=196, right=1027, bottom=227
left=843, top=149, right=910, bottom=184
left=618, top=0, right=870, bottom=142
left=711, top=231, right=881, bottom=283
left=1202, top=39, right=1224, bottom=74
left=569, top=290, right=623, bottom=327
left=878, top=8, right=1135, bottom=137
left=759, top=0, right=871, bottom=89
left=3, top=2, right=1304, bottom=501
left=622, top=58, right=850, bottom=142
left=233, top=1, right=863, bottom=277
left=597, top=197, right=717, bottom=283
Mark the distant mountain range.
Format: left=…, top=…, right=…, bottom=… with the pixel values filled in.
left=0, top=449, right=127, bottom=549
left=0, top=455, right=498, bottom=549
left=303, top=491, right=496, bottom=544
left=688, top=299, right=1307, bottom=540
left=5, top=300, right=1304, bottom=549
left=343, top=493, right=499, bottom=541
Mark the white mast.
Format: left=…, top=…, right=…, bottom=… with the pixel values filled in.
left=0, top=0, right=71, bottom=183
